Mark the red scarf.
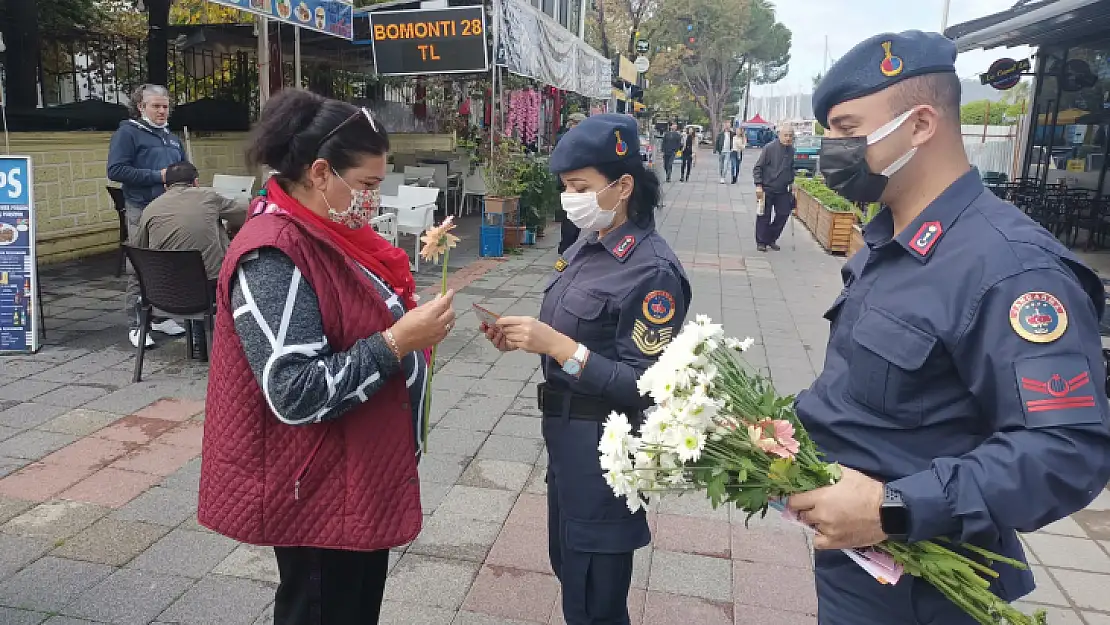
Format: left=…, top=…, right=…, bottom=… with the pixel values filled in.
left=261, top=178, right=418, bottom=310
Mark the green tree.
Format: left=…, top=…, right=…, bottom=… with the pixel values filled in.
left=960, top=99, right=1006, bottom=126
left=653, top=0, right=790, bottom=135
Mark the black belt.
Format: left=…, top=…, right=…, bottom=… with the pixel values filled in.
left=537, top=383, right=639, bottom=421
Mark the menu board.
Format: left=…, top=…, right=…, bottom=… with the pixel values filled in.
left=209, top=0, right=354, bottom=40
left=0, top=156, right=39, bottom=354
left=368, top=7, right=489, bottom=76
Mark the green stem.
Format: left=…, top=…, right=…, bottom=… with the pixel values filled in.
left=421, top=251, right=451, bottom=454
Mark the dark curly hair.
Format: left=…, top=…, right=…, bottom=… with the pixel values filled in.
left=245, top=89, right=389, bottom=183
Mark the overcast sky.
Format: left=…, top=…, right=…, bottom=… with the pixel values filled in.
left=751, top=0, right=1032, bottom=96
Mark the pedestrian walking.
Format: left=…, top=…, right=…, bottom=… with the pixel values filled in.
left=556, top=112, right=587, bottom=146
left=679, top=126, right=696, bottom=182
left=661, top=122, right=683, bottom=183
left=198, top=89, right=457, bottom=625
left=108, top=83, right=188, bottom=348
left=714, top=121, right=733, bottom=184
left=481, top=114, right=691, bottom=625
left=788, top=30, right=1110, bottom=624
left=752, top=125, right=795, bottom=251
left=729, top=125, right=746, bottom=184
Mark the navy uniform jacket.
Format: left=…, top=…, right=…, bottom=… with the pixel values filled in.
left=796, top=169, right=1110, bottom=600
left=539, top=219, right=691, bottom=409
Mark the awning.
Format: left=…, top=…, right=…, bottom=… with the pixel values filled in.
left=495, top=0, right=611, bottom=99
left=945, top=0, right=1110, bottom=52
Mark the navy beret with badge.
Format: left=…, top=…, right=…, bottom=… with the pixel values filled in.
left=550, top=113, right=642, bottom=175
left=812, top=30, right=957, bottom=129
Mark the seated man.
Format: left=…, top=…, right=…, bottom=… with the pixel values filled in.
left=129, top=161, right=247, bottom=348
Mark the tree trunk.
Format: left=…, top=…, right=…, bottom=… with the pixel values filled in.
left=2, top=0, right=40, bottom=109
left=147, top=0, right=171, bottom=86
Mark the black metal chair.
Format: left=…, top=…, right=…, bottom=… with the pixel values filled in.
left=123, top=245, right=216, bottom=382
left=106, top=186, right=127, bottom=277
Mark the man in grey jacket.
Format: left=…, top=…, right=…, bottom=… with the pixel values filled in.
left=752, top=126, right=796, bottom=252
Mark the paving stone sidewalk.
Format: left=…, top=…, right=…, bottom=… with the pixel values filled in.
left=2, top=148, right=1110, bottom=625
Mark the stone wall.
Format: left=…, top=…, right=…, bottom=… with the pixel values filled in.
left=15, top=130, right=455, bottom=264
left=13, top=131, right=252, bottom=264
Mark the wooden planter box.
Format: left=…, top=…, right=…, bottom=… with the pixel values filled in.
left=504, top=225, right=526, bottom=250
left=794, top=188, right=818, bottom=232
left=814, top=205, right=857, bottom=254
left=848, top=224, right=866, bottom=257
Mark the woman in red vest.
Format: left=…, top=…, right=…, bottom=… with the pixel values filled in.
left=199, top=89, right=456, bottom=625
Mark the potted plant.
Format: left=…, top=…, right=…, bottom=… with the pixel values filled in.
left=795, top=176, right=858, bottom=254
left=847, top=202, right=882, bottom=257
left=482, top=137, right=528, bottom=229
left=519, top=154, right=559, bottom=243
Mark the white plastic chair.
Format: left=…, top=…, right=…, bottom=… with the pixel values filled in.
left=369, top=213, right=398, bottom=246
left=385, top=163, right=395, bottom=173
left=460, top=169, right=488, bottom=217
left=395, top=185, right=440, bottom=272
left=212, top=174, right=256, bottom=195
left=404, top=166, right=435, bottom=186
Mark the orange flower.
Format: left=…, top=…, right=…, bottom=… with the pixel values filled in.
left=419, top=216, right=460, bottom=264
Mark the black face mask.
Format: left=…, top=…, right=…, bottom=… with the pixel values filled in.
left=817, top=110, right=918, bottom=204
left=818, top=137, right=890, bottom=203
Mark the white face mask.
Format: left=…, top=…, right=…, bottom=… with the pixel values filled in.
left=561, top=180, right=620, bottom=231
left=141, top=113, right=168, bottom=129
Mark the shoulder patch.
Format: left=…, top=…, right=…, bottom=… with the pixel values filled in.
left=909, top=221, right=943, bottom=256
left=613, top=235, right=636, bottom=259
left=642, top=290, right=676, bottom=325
left=632, top=319, right=673, bottom=356
left=554, top=258, right=568, bottom=272
left=1009, top=291, right=1068, bottom=343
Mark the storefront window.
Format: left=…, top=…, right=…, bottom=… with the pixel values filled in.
left=558, top=0, right=571, bottom=29
left=543, top=0, right=555, bottom=19
left=1026, top=38, right=1110, bottom=196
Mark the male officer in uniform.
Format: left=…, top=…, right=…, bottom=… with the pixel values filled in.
left=787, top=31, right=1110, bottom=624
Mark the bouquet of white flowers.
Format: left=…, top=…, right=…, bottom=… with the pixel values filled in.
left=600, top=316, right=1046, bottom=625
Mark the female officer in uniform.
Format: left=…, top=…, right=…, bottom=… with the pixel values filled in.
left=482, top=114, right=691, bottom=625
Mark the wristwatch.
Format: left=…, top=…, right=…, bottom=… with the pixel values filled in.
left=561, top=344, right=589, bottom=377
left=880, top=484, right=909, bottom=541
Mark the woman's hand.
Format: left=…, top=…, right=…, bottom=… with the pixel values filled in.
left=481, top=322, right=515, bottom=353
left=389, top=290, right=456, bottom=355
left=496, top=316, right=577, bottom=362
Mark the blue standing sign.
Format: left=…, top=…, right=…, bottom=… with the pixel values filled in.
left=0, top=156, right=39, bottom=354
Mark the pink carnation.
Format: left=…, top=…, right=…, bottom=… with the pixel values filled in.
left=747, top=419, right=800, bottom=459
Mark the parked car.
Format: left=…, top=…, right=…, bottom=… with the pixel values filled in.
left=793, top=135, right=822, bottom=174
left=640, top=134, right=655, bottom=168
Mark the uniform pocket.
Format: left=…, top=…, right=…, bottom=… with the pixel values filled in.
left=847, top=307, right=937, bottom=427
left=558, top=288, right=609, bottom=340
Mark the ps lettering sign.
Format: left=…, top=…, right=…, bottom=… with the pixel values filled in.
left=980, top=58, right=1031, bottom=90
left=369, top=6, right=489, bottom=76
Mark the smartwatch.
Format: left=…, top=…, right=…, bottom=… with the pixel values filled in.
left=880, top=484, right=909, bottom=541
left=562, top=344, right=589, bottom=377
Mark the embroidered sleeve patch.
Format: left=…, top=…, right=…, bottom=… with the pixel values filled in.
left=1009, top=291, right=1068, bottom=343
left=1015, top=355, right=1105, bottom=428
left=909, top=221, right=943, bottom=256
left=632, top=319, right=673, bottom=356
left=554, top=258, right=568, bottom=272
left=642, top=290, right=676, bottom=325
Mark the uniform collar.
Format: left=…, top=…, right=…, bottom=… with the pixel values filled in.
left=865, top=168, right=984, bottom=264
left=586, top=219, right=647, bottom=262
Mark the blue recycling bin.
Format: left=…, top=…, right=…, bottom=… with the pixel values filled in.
left=480, top=199, right=505, bottom=257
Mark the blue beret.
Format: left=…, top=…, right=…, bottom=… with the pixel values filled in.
left=550, top=113, right=641, bottom=175
left=813, top=30, right=956, bottom=128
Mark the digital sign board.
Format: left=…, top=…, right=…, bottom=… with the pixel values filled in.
left=369, top=7, right=489, bottom=76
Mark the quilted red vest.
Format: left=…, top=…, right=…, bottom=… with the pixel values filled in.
left=198, top=210, right=422, bottom=552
